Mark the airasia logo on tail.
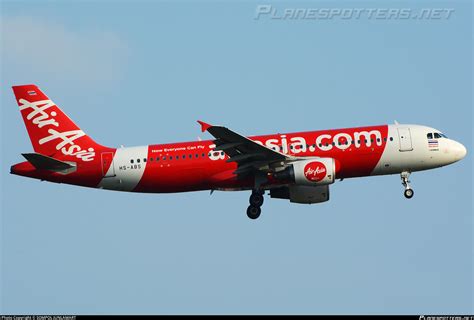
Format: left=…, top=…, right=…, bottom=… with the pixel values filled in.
left=304, top=161, right=327, bottom=182
left=18, top=99, right=95, bottom=161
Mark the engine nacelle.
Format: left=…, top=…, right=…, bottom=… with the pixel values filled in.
left=274, top=157, right=335, bottom=186
left=270, top=185, right=330, bottom=204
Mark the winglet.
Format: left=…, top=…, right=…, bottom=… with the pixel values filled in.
left=197, top=120, right=212, bottom=132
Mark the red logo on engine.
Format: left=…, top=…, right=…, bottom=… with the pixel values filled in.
left=304, top=161, right=327, bottom=182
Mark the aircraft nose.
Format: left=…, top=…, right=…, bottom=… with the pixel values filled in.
left=452, top=141, right=467, bottom=162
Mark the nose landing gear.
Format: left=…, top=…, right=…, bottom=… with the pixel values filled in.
left=247, top=190, right=264, bottom=219
left=401, top=171, right=414, bottom=199
left=404, top=188, right=414, bottom=199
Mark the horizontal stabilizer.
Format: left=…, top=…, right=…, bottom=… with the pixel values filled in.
left=22, top=153, right=75, bottom=172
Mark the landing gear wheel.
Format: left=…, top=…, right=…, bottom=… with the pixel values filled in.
left=400, top=171, right=414, bottom=200
left=249, top=193, right=264, bottom=207
left=247, top=190, right=264, bottom=219
left=247, top=206, right=261, bottom=219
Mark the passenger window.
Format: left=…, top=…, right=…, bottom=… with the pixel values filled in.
left=427, top=133, right=433, bottom=139
left=163, top=156, right=166, bottom=160
left=149, top=158, right=153, bottom=162
left=389, top=137, right=393, bottom=141
left=384, top=137, right=387, bottom=142
left=137, top=159, right=140, bottom=163
left=130, top=159, right=134, bottom=164
left=169, top=156, right=173, bottom=160
left=202, top=153, right=205, bottom=157
left=156, top=157, right=160, bottom=161
left=183, top=155, right=186, bottom=159
left=143, top=158, right=146, bottom=162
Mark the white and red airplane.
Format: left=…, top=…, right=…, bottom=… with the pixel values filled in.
left=10, top=85, right=467, bottom=219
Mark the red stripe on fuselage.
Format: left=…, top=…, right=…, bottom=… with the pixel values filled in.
left=134, top=125, right=389, bottom=193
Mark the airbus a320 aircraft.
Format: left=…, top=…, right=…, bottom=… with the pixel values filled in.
left=10, top=85, right=467, bottom=219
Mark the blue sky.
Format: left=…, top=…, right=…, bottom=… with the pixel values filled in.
left=1, top=0, right=472, bottom=315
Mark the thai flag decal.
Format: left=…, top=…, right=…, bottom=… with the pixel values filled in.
left=428, top=139, right=438, bottom=150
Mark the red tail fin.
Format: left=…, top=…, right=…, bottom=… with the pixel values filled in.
left=12, top=84, right=104, bottom=162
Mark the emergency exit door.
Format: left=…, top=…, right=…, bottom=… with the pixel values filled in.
left=397, top=128, right=413, bottom=152
left=101, top=152, right=116, bottom=177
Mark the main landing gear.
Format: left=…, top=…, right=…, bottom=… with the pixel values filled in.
left=401, top=171, right=414, bottom=199
left=247, top=190, right=264, bottom=219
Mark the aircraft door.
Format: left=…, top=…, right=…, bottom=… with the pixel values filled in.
left=397, top=128, right=413, bottom=152
left=101, top=152, right=116, bottom=177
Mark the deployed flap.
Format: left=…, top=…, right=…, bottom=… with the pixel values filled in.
left=198, top=120, right=294, bottom=175
left=22, top=153, right=76, bottom=172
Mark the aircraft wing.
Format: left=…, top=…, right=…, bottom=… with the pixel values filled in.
left=198, top=121, right=295, bottom=176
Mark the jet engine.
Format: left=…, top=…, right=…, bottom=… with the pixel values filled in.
left=273, top=157, right=336, bottom=186
left=270, top=185, right=330, bottom=204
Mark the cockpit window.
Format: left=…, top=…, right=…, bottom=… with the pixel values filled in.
left=428, top=132, right=448, bottom=139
